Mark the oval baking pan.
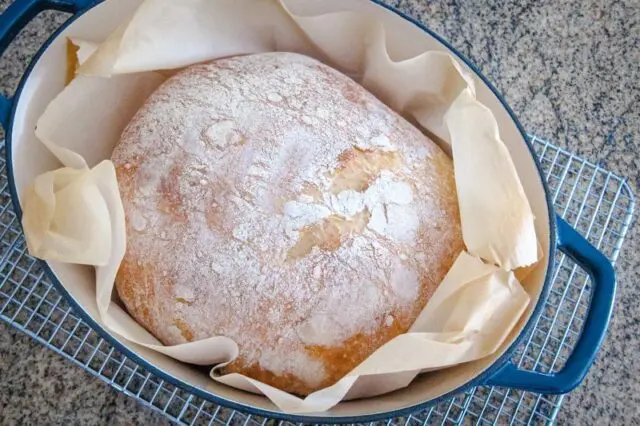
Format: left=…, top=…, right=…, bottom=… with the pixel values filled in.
left=0, top=0, right=616, bottom=422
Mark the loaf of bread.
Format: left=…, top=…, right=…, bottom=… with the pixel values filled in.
left=111, top=52, right=464, bottom=395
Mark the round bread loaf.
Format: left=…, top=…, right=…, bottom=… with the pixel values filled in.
left=112, top=52, right=464, bottom=395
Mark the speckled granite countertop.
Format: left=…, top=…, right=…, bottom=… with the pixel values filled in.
left=0, top=0, right=638, bottom=424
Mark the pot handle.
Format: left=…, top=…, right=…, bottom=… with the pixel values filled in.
left=486, top=217, right=616, bottom=394
left=0, top=0, right=95, bottom=129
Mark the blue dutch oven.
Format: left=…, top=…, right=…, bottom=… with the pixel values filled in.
left=0, top=0, right=616, bottom=422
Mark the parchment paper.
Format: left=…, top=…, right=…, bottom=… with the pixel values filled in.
left=21, top=0, right=540, bottom=413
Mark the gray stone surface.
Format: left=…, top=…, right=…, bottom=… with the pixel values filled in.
left=0, top=0, right=637, bottom=424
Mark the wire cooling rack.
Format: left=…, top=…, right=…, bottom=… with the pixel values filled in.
left=0, top=135, right=635, bottom=425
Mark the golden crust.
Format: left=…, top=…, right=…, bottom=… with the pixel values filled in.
left=112, top=52, right=464, bottom=395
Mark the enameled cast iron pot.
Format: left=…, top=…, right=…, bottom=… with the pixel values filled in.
left=0, top=0, right=616, bottom=422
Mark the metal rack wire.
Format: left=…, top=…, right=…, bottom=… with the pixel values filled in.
left=0, top=135, right=635, bottom=425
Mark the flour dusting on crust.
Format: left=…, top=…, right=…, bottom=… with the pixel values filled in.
left=111, top=52, right=463, bottom=394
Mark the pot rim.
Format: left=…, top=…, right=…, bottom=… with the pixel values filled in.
left=3, top=0, right=557, bottom=422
